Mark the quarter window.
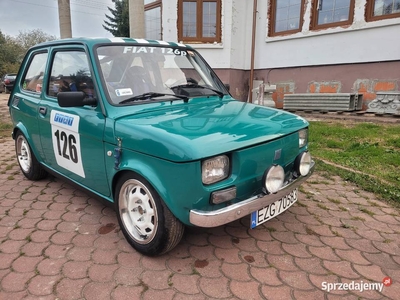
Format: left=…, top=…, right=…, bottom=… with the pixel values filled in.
left=21, top=52, right=48, bottom=93
left=269, top=0, right=305, bottom=36
left=311, top=0, right=355, bottom=29
left=366, top=0, right=400, bottom=21
left=178, top=0, right=221, bottom=43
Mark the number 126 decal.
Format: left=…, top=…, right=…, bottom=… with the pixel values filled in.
left=54, top=130, right=78, bottom=163
left=50, top=110, right=85, bottom=178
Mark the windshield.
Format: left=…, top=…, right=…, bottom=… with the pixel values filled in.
left=96, top=44, right=227, bottom=105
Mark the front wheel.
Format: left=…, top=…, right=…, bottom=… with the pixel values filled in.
left=115, top=173, right=185, bottom=256
left=15, top=132, right=47, bottom=180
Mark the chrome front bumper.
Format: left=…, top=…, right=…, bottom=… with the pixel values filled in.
left=189, top=161, right=315, bottom=227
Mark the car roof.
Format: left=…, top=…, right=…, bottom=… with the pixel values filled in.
left=32, top=37, right=192, bottom=50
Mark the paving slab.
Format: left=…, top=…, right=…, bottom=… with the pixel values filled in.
left=1, top=93, right=399, bottom=299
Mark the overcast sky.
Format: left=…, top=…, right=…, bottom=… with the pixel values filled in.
left=0, top=0, right=115, bottom=38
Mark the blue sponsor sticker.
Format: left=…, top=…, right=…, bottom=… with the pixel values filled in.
left=54, top=113, right=74, bottom=126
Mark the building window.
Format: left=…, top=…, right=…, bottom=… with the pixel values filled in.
left=311, top=0, right=355, bottom=29
left=366, top=0, right=400, bottom=21
left=145, top=1, right=162, bottom=40
left=269, top=0, right=305, bottom=36
left=178, top=0, right=221, bottom=43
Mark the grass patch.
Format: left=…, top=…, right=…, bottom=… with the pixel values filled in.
left=317, top=203, right=329, bottom=210
left=327, top=197, right=341, bottom=204
left=309, top=121, right=400, bottom=205
left=351, top=216, right=366, bottom=221
left=359, top=207, right=375, bottom=216
left=0, top=121, right=13, bottom=139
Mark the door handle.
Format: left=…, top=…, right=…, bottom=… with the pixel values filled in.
left=39, top=106, right=47, bottom=115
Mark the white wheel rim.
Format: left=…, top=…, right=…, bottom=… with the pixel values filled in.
left=118, top=179, right=158, bottom=244
left=17, top=136, right=32, bottom=173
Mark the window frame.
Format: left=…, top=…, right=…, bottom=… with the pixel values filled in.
left=178, top=0, right=222, bottom=43
left=145, top=0, right=162, bottom=40
left=269, top=0, right=306, bottom=37
left=366, top=0, right=400, bottom=22
left=21, top=51, right=48, bottom=94
left=47, top=49, right=95, bottom=99
left=310, top=0, right=355, bottom=30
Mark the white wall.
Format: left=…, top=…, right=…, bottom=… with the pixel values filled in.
left=161, top=0, right=400, bottom=70
left=162, top=0, right=252, bottom=69
left=260, top=0, right=400, bottom=68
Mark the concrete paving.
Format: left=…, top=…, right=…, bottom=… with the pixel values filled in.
left=0, top=93, right=399, bottom=299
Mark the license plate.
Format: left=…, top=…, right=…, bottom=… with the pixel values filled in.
left=250, top=189, right=298, bottom=229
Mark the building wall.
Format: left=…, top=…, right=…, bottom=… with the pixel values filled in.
left=162, top=0, right=400, bottom=108
left=254, top=61, right=400, bottom=109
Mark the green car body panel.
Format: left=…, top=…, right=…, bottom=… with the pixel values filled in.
left=8, top=37, right=313, bottom=229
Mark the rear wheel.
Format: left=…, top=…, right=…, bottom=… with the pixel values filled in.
left=115, top=173, right=184, bottom=256
left=15, top=132, right=47, bottom=180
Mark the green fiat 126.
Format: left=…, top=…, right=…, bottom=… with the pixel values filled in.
left=8, top=37, right=314, bottom=255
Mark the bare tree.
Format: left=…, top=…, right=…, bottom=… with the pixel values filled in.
left=15, top=29, right=56, bottom=53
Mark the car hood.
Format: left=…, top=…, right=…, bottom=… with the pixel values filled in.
left=114, top=99, right=308, bottom=162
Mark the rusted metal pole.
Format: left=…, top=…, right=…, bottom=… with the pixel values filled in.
left=248, top=0, right=258, bottom=103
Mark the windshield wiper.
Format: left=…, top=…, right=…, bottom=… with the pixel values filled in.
left=170, top=84, right=224, bottom=99
left=119, top=92, right=188, bottom=104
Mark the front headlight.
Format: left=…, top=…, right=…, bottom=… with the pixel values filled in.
left=299, top=128, right=308, bottom=148
left=202, top=155, right=229, bottom=184
left=263, top=165, right=285, bottom=194
left=295, top=151, right=312, bottom=176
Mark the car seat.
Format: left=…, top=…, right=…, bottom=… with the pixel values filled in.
left=124, top=66, right=154, bottom=95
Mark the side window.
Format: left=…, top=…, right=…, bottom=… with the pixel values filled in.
left=178, top=0, right=221, bottom=43
left=311, top=0, right=355, bottom=29
left=48, top=51, right=95, bottom=98
left=22, top=52, right=48, bottom=93
left=269, top=0, right=305, bottom=36
left=366, top=0, right=400, bottom=21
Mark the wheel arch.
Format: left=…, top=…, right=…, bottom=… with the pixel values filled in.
left=12, top=124, right=43, bottom=162
left=110, top=153, right=197, bottom=226
left=113, top=167, right=185, bottom=255
left=111, top=164, right=169, bottom=209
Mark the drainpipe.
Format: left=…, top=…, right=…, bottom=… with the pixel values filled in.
left=248, top=0, right=258, bottom=103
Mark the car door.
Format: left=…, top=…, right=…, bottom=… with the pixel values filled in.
left=37, top=47, right=110, bottom=197
left=9, top=51, right=49, bottom=160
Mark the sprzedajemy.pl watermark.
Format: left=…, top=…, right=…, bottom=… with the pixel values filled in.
left=322, top=277, right=393, bottom=293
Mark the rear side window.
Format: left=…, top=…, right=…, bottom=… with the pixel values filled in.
left=48, top=51, right=95, bottom=98
left=22, top=52, right=48, bottom=93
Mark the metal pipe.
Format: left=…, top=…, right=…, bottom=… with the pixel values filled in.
left=248, top=0, right=258, bottom=103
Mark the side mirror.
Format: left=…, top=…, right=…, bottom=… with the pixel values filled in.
left=57, top=91, right=97, bottom=107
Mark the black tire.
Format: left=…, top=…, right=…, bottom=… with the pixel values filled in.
left=15, top=132, right=47, bottom=180
left=115, top=172, right=185, bottom=256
